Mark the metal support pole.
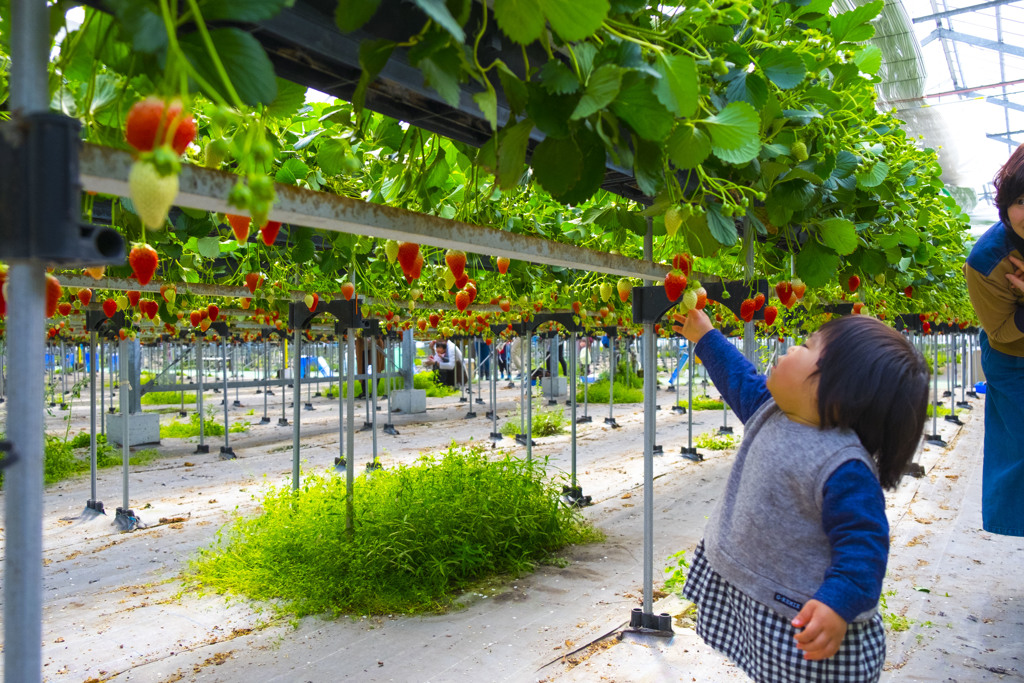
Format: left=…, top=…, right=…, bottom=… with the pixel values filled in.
left=361, top=339, right=373, bottom=430
left=261, top=339, right=270, bottom=423
left=605, top=334, right=619, bottom=428
left=681, top=340, right=703, bottom=461
left=570, top=332, right=578, bottom=486
left=279, top=339, right=289, bottom=426
left=946, top=333, right=964, bottom=426
left=489, top=337, right=502, bottom=441
left=292, top=326, right=301, bottom=489
left=957, top=332, right=972, bottom=409
left=464, top=338, right=477, bottom=418
left=220, top=339, right=235, bottom=458
left=195, top=338, right=208, bottom=453
left=925, top=335, right=947, bottom=446
left=233, top=344, right=242, bottom=407
left=99, top=341, right=105, bottom=433
left=383, top=336, right=398, bottom=435
left=345, top=332, right=356, bottom=530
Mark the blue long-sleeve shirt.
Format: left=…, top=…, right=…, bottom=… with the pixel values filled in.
left=694, top=329, right=887, bottom=622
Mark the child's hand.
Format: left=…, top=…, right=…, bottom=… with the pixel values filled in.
left=671, top=308, right=714, bottom=344
left=791, top=599, right=847, bottom=660
left=1007, top=255, right=1024, bottom=291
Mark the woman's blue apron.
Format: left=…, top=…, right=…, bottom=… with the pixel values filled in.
left=979, top=330, right=1024, bottom=536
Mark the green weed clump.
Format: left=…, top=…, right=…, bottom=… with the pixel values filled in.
left=187, top=443, right=600, bottom=617
left=694, top=430, right=737, bottom=450
left=679, top=395, right=725, bottom=411
left=1, top=433, right=159, bottom=488
left=926, top=403, right=961, bottom=418
left=577, top=378, right=644, bottom=404
left=161, top=411, right=248, bottom=438
left=413, top=371, right=459, bottom=397
left=499, top=407, right=567, bottom=438
left=142, top=391, right=197, bottom=405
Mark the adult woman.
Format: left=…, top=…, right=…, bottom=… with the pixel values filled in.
left=422, top=339, right=465, bottom=388
left=963, top=144, right=1024, bottom=537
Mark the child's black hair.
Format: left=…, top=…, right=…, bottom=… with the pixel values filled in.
left=812, top=316, right=929, bottom=489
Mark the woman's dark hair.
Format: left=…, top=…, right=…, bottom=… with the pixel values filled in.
left=993, top=144, right=1024, bottom=225
left=812, top=316, right=929, bottom=489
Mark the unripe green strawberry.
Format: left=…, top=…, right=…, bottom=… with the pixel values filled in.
left=600, top=282, right=613, bottom=302
left=384, top=240, right=399, bottom=264
left=129, top=160, right=178, bottom=230
left=790, top=141, right=808, bottom=162
left=665, top=207, right=683, bottom=237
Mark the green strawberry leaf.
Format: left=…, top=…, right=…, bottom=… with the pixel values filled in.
left=667, top=124, right=711, bottom=169
left=413, top=0, right=466, bottom=42
left=706, top=202, right=739, bottom=246
left=202, top=0, right=294, bottom=22
left=493, top=0, right=545, bottom=44
left=702, top=101, right=760, bottom=164
left=334, top=0, right=382, bottom=31
left=558, top=127, right=607, bottom=205
left=571, top=64, right=622, bottom=119
left=317, top=139, right=349, bottom=175
left=795, top=239, right=839, bottom=288
left=353, top=39, right=396, bottom=115
left=532, top=136, right=583, bottom=197
left=495, top=60, right=529, bottom=116
left=196, top=236, right=222, bottom=260
left=854, top=44, right=883, bottom=75
left=293, top=238, right=316, bottom=263
left=541, top=60, right=580, bottom=95
left=265, top=78, right=308, bottom=120
left=632, top=137, right=664, bottom=197
left=653, top=53, right=698, bottom=117
left=831, top=0, right=883, bottom=43
left=758, top=47, right=806, bottom=90
left=856, top=161, right=889, bottom=188
left=496, top=118, right=535, bottom=190
left=725, top=70, right=768, bottom=109
left=544, top=0, right=610, bottom=42
left=473, top=89, right=499, bottom=130
left=419, top=45, right=463, bottom=108
left=275, top=158, right=310, bottom=185
left=610, top=73, right=674, bottom=141
left=180, top=28, right=278, bottom=106
left=817, top=217, right=858, bottom=255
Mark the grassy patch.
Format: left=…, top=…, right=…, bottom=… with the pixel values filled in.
left=694, top=430, right=738, bottom=450
left=413, top=371, right=459, bottom=398
left=577, top=378, right=644, bottom=404
left=1, top=433, right=160, bottom=488
left=926, top=403, right=962, bottom=418
left=142, top=391, right=197, bottom=405
left=499, top=407, right=567, bottom=438
left=186, top=443, right=600, bottom=617
left=678, top=395, right=725, bottom=411
left=161, top=411, right=249, bottom=438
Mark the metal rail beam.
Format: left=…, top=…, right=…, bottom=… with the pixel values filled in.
left=79, top=144, right=677, bottom=282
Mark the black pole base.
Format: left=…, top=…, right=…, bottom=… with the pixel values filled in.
left=652, top=444, right=664, bottom=455
left=942, top=390, right=952, bottom=398
left=219, top=446, right=237, bottom=460
left=604, top=417, right=621, bottom=428
left=672, top=406, right=687, bottom=414
left=81, top=499, right=106, bottom=519
left=178, top=410, right=188, bottom=417
left=966, top=391, right=979, bottom=398
left=489, top=431, right=503, bottom=441
left=0, top=397, right=5, bottom=403
left=255, top=389, right=262, bottom=394
left=465, top=411, right=477, bottom=419
left=718, top=426, right=734, bottom=435
left=944, top=414, right=964, bottom=425
left=266, top=390, right=275, bottom=396
left=359, top=421, right=374, bottom=432
left=383, top=424, right=399, bottom=435
left=60, top=403, right=69, bottom=410
left=505, top=382, right=516, bottom=389
left=334, top=456, right=346, bottom=471
left=303, top=402, right=315, bottom=411
left=904, top=462, right=926, bottom=478
left=108, top=406, right=116, bottom=414
left=515, top=434, right=537, bottom=447
left=680, top=447, right=704, bottom=462
left=628, top=608, right=674, bottom=636
left=113, top=507, right=140, bottom=532
left=194, top=444, right=210, bottom=454
left=49, top=402, right=57, bottom=408
left=278, top=418, right=290, bottom=427
left=547, top=399, right=558, bottom=406
left=561, top=485, right=592, bottom=507
left=365, top=461, right=383, bottom=473
left=475, top=398, right=486, bottom=405
left=233, top=400, right=243, bottom=407
left=924, top=435, right=947, bottom=447
left=459, top=397, right=469, bottom=403
left=956, top=401, right=972, bottom=410
left=314, top=391, right=322, bottom=397
left=576, top=415, right=593, bottom=424
left=486, top=410, right=499, bottom=419
left=212, top=387, right=220, bottom=393
left=259, top=416, right=271, bottom=424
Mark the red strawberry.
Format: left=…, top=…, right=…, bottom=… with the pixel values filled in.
left=102, top=298, right=118, bottom=318
left=57, top=301, right=72, bottom=317
left=572, top=301, right=581, bottom=316
left=128, top=243, right=159, bottom=286
left=672, top=253, right=693, bottom=277
left=341, top=282, right=355, bottom=301
left=189, top=310, right=202, bottom=327
left=664, top=269, right=687, bottom=302
left=200, top=318, right=212, bottom=332
left=455, top=290, right=471, bottom=312
left=429, top=313, right=440, bottom=328
left=118, top=328, right=128, bottom=341
left=852, top=302, right=865, bottom=315
left=919, top=313, right=928, bottom=322
left=791, top=278, right=806, bottom=299
left=445, top=250, right=467, bottom=279
left=397, top=242, right=419, bottom=275
left=304, top=293, right=319, bottom=312
left=142, top=299, right=158, bottom=320
left=84, top=266, right=105, bottom=280
left=125, top=98, right=196, bottom=155
left=417, top=318, right=427, bottom=331
left=454, top=272, right=469, bottom=289
left=739, top=298, right=756, bottom=322
left=226, top=214, right=250, bottom=242
left=207, top=303, right=219, bottom=321
left=753, top=292, right=765, bottom=310
left=260, top=220, right=282, bottom=246
left=500, top=298, right=511, bottom=312
left=775, top=281, right=793, bottom=303
left=904, top=285, right=913, bottom=298
left=694, top=287, right=708, bottom=310
left=784, top=292, right=798, bottom=309
left=764, top=305, right=778, bottom=326
left=922, top=321, right=931, bottom=335
left=239, top=297, right=251, bottom=310
left=465, top=280, right=477, bottom=303
left=45, top=274, right=62, bottom=318
left=77, top=288, right=92, bottom=307
left=244, top=272, right=263, bottom=294
left=496, top=256, right=510, bottom=274
left=847, top=274, right=860, bottom=293
left=411, top=252, right=424, bottom=280
left=126, top=290, right=141, bottom=308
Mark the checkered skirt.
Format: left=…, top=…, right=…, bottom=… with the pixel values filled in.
left=682, top=541, right=886, bottom=683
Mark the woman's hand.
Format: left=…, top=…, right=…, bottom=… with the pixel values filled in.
left=791, top=599, right=848, bottom=660
left=671, top=308, right=714, bottom=344
left=1007, top=255, right=1024, bottom=291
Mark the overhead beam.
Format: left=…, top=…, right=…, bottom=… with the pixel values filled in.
left=985, top=133, right=1023, bottom=146
left=912, top=0, right=1018, bottom=23
left=921, top=28, right=1024, bottom=59
left=79, top=144, right=678, bottom=282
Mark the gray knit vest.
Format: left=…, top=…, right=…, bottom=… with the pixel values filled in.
left=703, top=400, right=880, bottom=622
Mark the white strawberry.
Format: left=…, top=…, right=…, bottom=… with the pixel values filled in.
left=129, top=160, right=179, bottom=230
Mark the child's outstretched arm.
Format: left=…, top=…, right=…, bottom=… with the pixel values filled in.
left=791, top=599, right=847, bottom=660
left=672, top=309, right=772, bottom=423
